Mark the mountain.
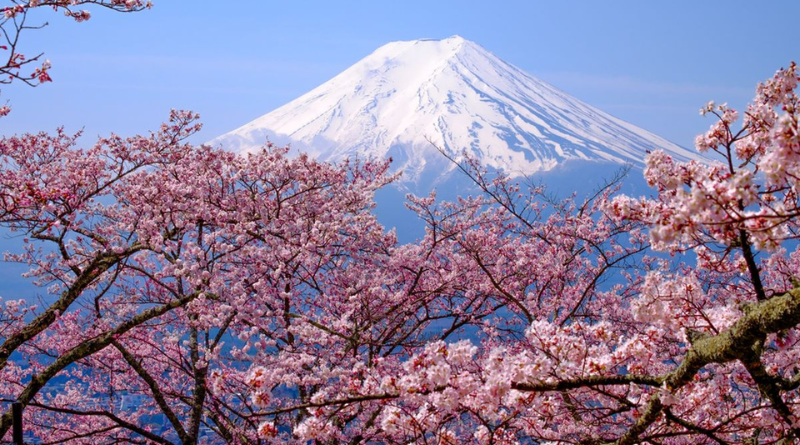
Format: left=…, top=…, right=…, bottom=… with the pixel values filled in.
left=210, top=35, right=700, bottom=190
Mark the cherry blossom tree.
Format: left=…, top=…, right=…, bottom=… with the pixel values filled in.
left=0, top=0, right=151, bottom=116
left=231, top=62, right=799, bottom=445
left=9, top=138, right=397, bottom=444
left=0, top=110, right=211, bottom=439
left=230, top=157, right=649, bottom=444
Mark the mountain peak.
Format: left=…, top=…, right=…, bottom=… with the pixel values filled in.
left=211, top=37, right=701, bottom=188
left=384, top=35, right=468, bottom=48
left=352, top=35, right=476, bottom=79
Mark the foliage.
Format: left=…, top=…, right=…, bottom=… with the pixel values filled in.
left=0, top=108, right=395, bottom=443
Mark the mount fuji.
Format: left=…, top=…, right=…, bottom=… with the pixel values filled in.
left=210, top=36, right=700, bottom=191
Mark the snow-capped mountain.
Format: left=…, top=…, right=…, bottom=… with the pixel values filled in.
left=211, top=36, right=699, bottom=187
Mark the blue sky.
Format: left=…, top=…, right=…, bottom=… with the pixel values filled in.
left=0, top=0, right=798, bottom=150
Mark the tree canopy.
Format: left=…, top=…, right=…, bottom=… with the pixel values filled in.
left=1, top=2, right=800, bottom=444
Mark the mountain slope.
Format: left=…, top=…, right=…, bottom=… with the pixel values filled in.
left=211, top=36, right=700, bottom=186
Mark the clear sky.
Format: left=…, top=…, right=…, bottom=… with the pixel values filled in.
left=0, top=0, right=798, bottom=150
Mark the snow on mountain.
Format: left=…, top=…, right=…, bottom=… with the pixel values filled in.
left=210, top=35, right=701, bottom=187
